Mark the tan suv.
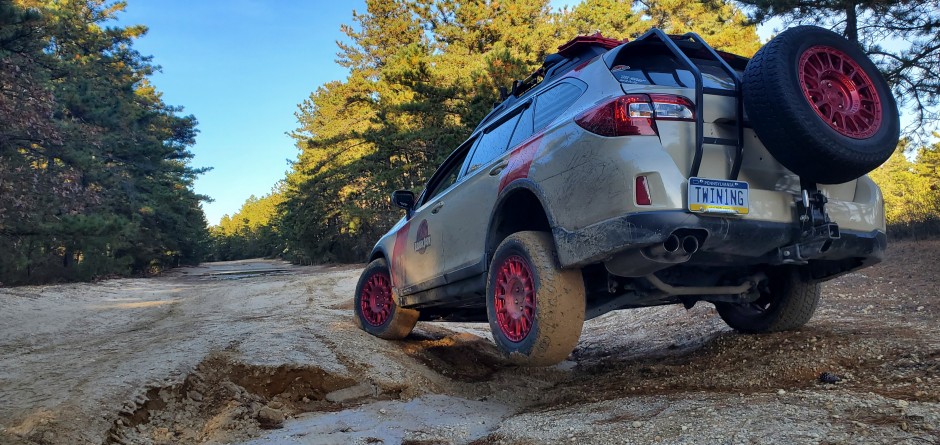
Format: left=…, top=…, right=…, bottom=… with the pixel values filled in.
left=353, top=26, right=898, bottom=366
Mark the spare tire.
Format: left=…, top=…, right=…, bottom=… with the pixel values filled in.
left=743, top=26, right=899, bottom=184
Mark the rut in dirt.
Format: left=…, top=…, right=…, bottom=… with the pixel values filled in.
left=105, top=352, right=387, bottom=445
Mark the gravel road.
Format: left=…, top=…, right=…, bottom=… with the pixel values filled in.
left=0, top=241, right=937, bottom=445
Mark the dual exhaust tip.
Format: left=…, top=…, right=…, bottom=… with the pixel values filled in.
left=646, top=233, right=700, bottom=261
left=604, top=232, right=703, bottom=277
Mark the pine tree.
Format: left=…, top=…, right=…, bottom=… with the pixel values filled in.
left=1, top=0, right=209, bottom=283
left=737, top=0, right=940, bottom=139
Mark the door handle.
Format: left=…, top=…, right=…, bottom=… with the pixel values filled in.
left=431, top=201, right=445, bottom=214
left=489, top=162, right=509, bottom=176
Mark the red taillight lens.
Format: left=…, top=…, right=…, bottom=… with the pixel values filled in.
left=575, top=95, right=656, bottom=137
left=575, top=94, right=695, bottom=136
left=635, top=175, right=652, bottom=205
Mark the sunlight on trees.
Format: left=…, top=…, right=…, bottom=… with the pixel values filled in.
left=0, top=0, right=209, bottom=284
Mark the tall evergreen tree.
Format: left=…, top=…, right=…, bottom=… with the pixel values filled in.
left=0, top=0, right=209, bottom=283
left=737, top=0, right=940, bottom=138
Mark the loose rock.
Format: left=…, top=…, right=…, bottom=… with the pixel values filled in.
left=257, top=406, right=284, bottom=429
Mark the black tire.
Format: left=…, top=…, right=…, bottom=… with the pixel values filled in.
left=486, top=231, right=585, bottom=366
left=354, top=258, right=419, bottom=340
left=715, top=267, right=821, bottom=333
left=743, top=26, right=899, bottom=184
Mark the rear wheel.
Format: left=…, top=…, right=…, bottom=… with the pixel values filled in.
left=715, top=267, right=821, bottom=333
left=486, top=231, right=585, bottom=366
left=354, top=258, right=419, bottom=340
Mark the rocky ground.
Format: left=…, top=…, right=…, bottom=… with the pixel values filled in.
left=0, top=241, right=937, bottom=445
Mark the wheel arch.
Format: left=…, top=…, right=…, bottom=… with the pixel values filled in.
left=368, top=246, right=387, bottom=263
left=485, top=180, right=555, bottom=262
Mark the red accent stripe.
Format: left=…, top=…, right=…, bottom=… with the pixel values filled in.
left=499, top=135, right=543, bottom=192
left=390, top=221, right=410, bottom=289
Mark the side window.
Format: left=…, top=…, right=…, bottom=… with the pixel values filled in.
left=465, top=112, right=522, bottom=173
left=424, top=140, right=474, bottom=203
left=533, top=81, right=585, bottom=130
left=507, top=104, right=534, bottom=149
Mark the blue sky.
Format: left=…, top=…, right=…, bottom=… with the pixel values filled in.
left=119, top=0, right=775, bottom=226
left=119, top=0, right=365, bottom=225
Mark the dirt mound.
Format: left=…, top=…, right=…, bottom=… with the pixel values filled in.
left=106, top=353, right=368, bottom=445
left=402, top=328, right=506, bottom=383
left=570, top=324, right=938, bottom=402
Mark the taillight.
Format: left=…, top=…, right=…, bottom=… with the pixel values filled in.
left=575, top=94, right=694, bottom=136
left=647, top=94, right=695, bottom=121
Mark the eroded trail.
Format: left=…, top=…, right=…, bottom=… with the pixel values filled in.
left=1, top=244, right=938, bottom=445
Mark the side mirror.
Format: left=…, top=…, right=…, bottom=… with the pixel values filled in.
left=391, top=190, right=415, bottom=214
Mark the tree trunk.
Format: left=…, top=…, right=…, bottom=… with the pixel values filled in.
left=844, top=1, right=859, bottom=44
left=63, top=248, right=74, bottom=268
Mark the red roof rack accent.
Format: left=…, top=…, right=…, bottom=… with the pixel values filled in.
left=556, top=32, right=628, bottom=57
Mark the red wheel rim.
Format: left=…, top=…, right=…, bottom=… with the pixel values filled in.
left=493, top=255, right=536, bottom=342
left=360, top=272, right=393, bottom=327
left=798, top=45, right=882, bottom=139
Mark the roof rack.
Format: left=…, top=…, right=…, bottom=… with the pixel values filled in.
left=498, top=33, right=629, bottom=103
left=479, top=33, right=628, bottom=131
left=557, top=33, right=627, bottom=57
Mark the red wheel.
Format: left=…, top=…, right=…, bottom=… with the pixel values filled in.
left=359, top=272, right=393, bottom=327
left=743, top=26, right=899, bottom=184
left=486, top=231, right=585, bottom=366
left=799, top=45, right=882, bottom=139
left=354, top=258, right=419, bottom=339
left=493, top=255, right=537, bottom=342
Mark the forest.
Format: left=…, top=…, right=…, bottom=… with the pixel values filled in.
left=211, top=0, right=940, bottom=264
left=2, top=0, right=939, bottom=283
left=0, top=0, right=208, bottom=284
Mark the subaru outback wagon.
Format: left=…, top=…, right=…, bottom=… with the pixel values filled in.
left=354, top=26, right=898, bottom=366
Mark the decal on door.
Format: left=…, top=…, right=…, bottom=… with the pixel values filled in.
left=414, top=219, right=431, bottom=254
left=499, top=135, right=544, bottom=192
left=390, top=221, right=410, bottom=289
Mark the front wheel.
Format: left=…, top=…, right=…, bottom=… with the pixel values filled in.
left=354, top=258, right=419, bottom=340
left=715, top=267, right=821, bottom=333
left=486, top=231, right=585, bottom=366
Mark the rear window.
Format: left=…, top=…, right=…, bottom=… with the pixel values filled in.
left=611, top=53, right=739, bottom=90
left=533, top=81, right=586, bottom=130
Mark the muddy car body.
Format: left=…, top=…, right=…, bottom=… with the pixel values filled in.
left=354, top=27, right=897, bottom=365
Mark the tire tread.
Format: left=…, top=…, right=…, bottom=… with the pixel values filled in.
left=743, top=26, right=899, bottom=184
left=354, top=258, right=419, bottom=340
left=486, top=231, right=585, bottom=366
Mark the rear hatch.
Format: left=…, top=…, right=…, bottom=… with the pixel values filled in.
left=603, top=34, right=857, bottom=220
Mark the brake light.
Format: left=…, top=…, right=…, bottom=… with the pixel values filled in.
left=575, top=94, right=694, bottom=136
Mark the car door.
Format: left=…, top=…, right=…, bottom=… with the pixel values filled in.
left=439, top=103, right=531, bottom=279
left=396, top=139, right=475, bottom=296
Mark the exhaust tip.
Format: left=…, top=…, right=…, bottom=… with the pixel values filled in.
left=663, top=234, right=680, bottom=253
left=681, top=235, right=699, bottom=255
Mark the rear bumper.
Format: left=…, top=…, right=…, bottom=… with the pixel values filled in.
left=553, top=210, right=885, bottom=278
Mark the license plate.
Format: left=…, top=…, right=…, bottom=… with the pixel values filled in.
left=688, top=177, right=749, bottom=215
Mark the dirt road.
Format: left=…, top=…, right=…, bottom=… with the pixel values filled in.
left=1, top=242, right=938, bottom=445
